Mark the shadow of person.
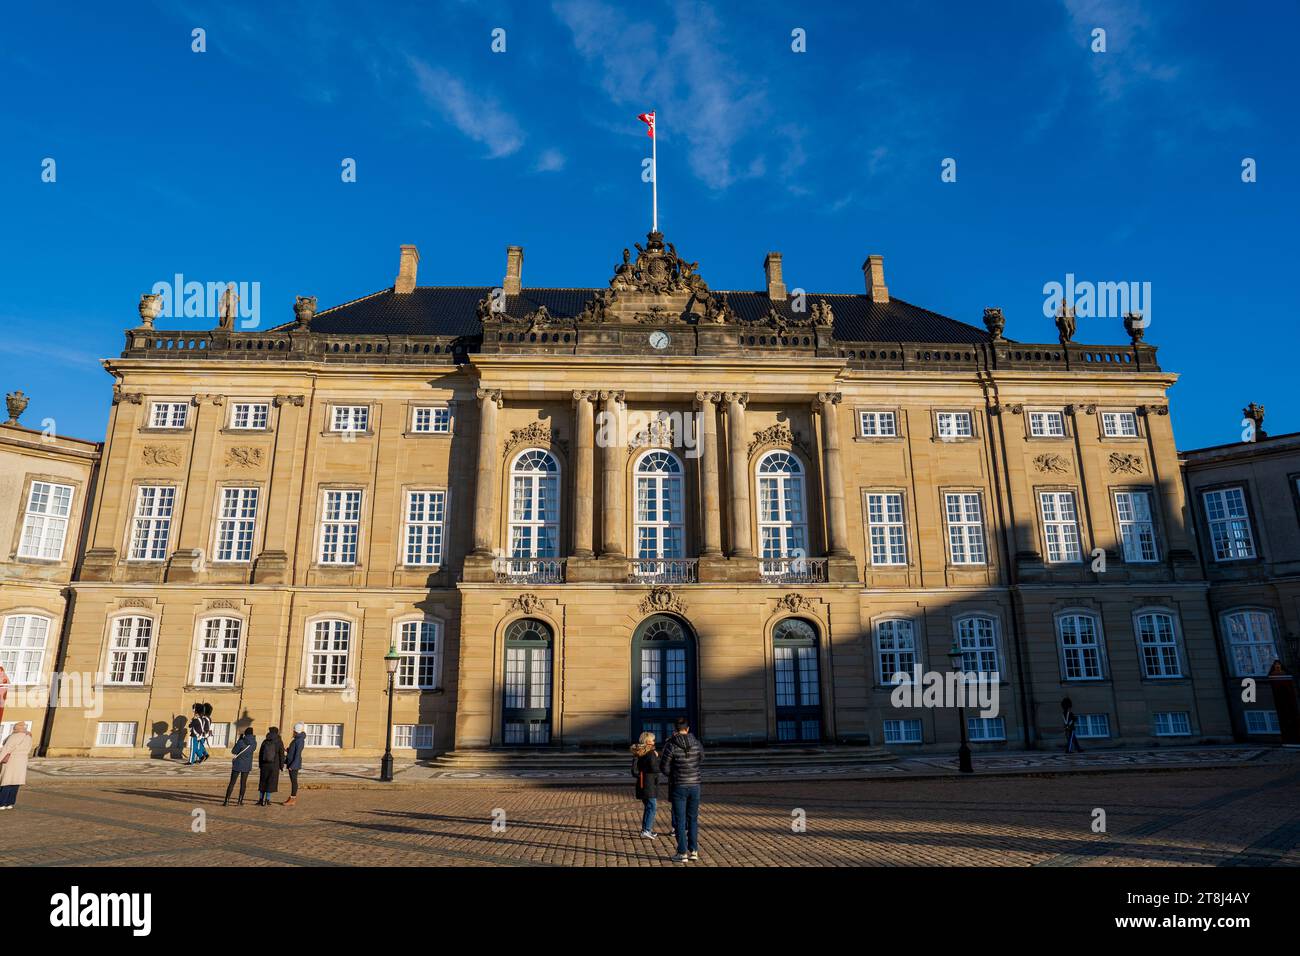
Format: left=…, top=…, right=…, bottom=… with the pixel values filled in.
left=145, top=716, right=188, bottom=760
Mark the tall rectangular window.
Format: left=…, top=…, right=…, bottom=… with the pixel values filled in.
left=858, top=410, right=897, bottom=437
left=129, top=486, right=176, bottom=560
left=230, top=402, right=269, bottom=430
left=307, top=620, right=351, bottom=687
left=1101, top=411, right=1138, bottom=437
left=866, top=493, right=907, bottom=565
left=936, top=411, right=973, bottom=439
left=1039, top=491, right=1082, bottom=563
left=195, top=617, right=241, bottom=686
left=214, top=487, right=259, bottom=562
left=149, top=402, right=188, bottom=429
left=17, top=480, right=74, bottom=560
left=875, top=619, right=917, bottom=685
left=944, top=493, right=986, bottom=564
left=1135, top=611, right=1182, bottom=678
left=1114, top=490, right=1158, bottom=562
left=1029, top=411, right=1065, bottom=437
left=411, top=406, right=451, bottom=433
left=1057, top=613, right=1104, bottom=680
left=0, top=615, right=50, bottom=685
left=403, top=490, right=446, bottom=566
left=1202, top=487, right=1256, bottom=561
left=396, top=619, right=440, bottom=689
left=956, top=616, right=1000, bottom=679
left=106, top=617, right=153, bottom=685
left=319, top=490, right=362, bottom=564
left=330, top=405, right=369, bottom=432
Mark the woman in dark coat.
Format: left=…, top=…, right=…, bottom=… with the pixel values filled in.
left=630, top=731, right=661, bottom=839
left=256, top=726, right=285, bottom=806
left=224, top=727, right=256, bottom=806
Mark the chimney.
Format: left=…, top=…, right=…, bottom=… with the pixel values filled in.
left=395, top=244, right=420, bottom=294
left=504, top=245, right=524, bottom=296
left=863, top=254, right=889, bottom=303
left=763, top=252, right=787, bottom=301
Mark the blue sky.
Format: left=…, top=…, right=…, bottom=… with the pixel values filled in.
left=2, top=0, right=1295, bottom=447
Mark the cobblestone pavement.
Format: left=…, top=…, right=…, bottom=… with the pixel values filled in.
left=3, top=757, right=1298, bottom=867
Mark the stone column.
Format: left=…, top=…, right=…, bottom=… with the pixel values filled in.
left=599, top=390, right=625, bottom=557
left=695, top=392, right=723, bottom=556
left=472, top=388, right=503, bottom=556
left=724, top=392, right=753, bottom=557
left=572, top=390, right=596, bottom=557
left=816, top=391, right=851, bottom=556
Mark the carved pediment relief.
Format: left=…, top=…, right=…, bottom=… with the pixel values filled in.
left=628, top=415, right=677, bottom=454
left=610, top=232, right=706, bottom=297
left=748, top=422, right=812, bottom=459
left=508, top=593, right=546, bottom=615
left=505, top=421, right=568, bottom=455
left=638, top=585, right=686, bottom=617
left=1033, top=453, right=1072, bottom=474
left=141, top=445, right=183, bottom=467
left=1108, top=452, right=1144, bottom=474
left=225, top=446, right=265, bottom=468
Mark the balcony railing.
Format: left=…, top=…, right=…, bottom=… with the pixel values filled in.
left=495, top=557, right=566, bottom=584
left=760, top=556, right=828, bottom=584
left=628, top=558, right=699, bottom=584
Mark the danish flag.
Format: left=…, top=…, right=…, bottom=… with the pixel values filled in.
left=638, top=111, right=655, bottom=138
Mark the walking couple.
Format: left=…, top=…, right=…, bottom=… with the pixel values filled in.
left=630, top=716, right=704, bottom=863
left=224, top=723, right=306, bottom=807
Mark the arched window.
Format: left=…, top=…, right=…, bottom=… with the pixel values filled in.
left=773, top=618, right=821, bottom=741
left=954, top=615, right=1001, bottom=680
left=633, top=450, right=684, bottom=574
left=1056, top=612, right=1105, bottom=681
left=757, top=450, right=808, bottom=574
left=195, top=617, right=242, bottom=686
left=874, top=618, right=917, bottom=685
left=307, top=619, right=351, bottom=688
left=503, top=618, right=553, bottom=745
left=0, top=614, right=52, bottom=685
left=509, top=449, right=559, bottom=560
left=1134, top=610, right=1182, bottom=678
left=1222, top=609, right=1279, bottom=677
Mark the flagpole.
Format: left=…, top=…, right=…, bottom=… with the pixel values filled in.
left=651, top=114, right=658, bottom=233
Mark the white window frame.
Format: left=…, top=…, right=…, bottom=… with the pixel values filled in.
left=306, top=619, right=352, bottom=688
left=954, top=615, right=1001, bottom=681
left=1056, top=611, right=1106, bottom=681
left=128, top=485, right=176, bottom=561
left=304, top=723, right=344, bottom=748
left=508, top=449, right=561, bottom=559
left=1114, top=489, right=1159, bottom=563
left=633, top=450, right=685, bottom=562
left=1202, top=487, right=1256, bottom=562
left=875, top=618, right=918, bottom=685
left=866, top=492, right=907, bottom=566
left=393, top=724, right=435, bottom=749
left=1221, top=609, right=1280, bottom=678
left=403, top=489, right=447, bottom=566
left=105, top=616, right=154, bottom=686
left=1076, top=714, right=1111, bottom=739
left=1152, top=711, right=1191, bottom=737
left=1244, top=711, right=1280, bottom=735
left=1134, top=609, right=1183, bottom=679
left=858, top=410, right=897, bottom=437
left=411, top=405, right=451, bottom=434
left=1101, top=410, right=1139, bottom=438
left=882, top=719, right=923, bottom=744
left=17, top=480, right=74, bottom=560
left=96, top=721, right=138, bottom=747
left=149, top=401, right=189, bottom=429
left=967, top=716, right=1006, bottom=741
left=330, top=405, right=369, bottom=433
left=214, top=486, right=259, bottom=563
left=230, top=402, right=270, bottom=430
left=1028, top=410, right=1066, bottom=437
left=1039, top=490, right=1083, bottom=563
left=319, top=489, right=362, bottom=565
left=0, top=614, right=52, bottom=685
left=394, top=617, right=443, bottom=690
left=944, top=492, right=987, bottom=565
left=193, top=616, right=242, bottom=687
left=756, top=450, right=809, bottom=570
left=935, top=411, right=973, bottom=439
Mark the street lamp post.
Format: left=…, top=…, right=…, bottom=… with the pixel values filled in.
left=947, top=640, right=974, bottom=774
left=381, top=644, right=401, bottom=782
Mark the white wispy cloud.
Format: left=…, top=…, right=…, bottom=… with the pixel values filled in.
left=408, top=57, right=525, bottom=158
left=551, top=0, right=767, bottom=190
left=534, top=149, right=567, bottom=173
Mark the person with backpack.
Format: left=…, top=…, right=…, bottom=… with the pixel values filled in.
left=224, top=727, right=256, bottom=806
left=630, top=731, right=660, bottom=840
left=658, top=717, right=703, bottom=863
left=283, top=723, right=306, bottom=807
left=256, top=726, right=286, bottom=806
left=1062, top=697, right=1083, bottom=754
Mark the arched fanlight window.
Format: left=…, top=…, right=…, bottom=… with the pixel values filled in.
left=756, top=450, right=807, bottom=573
left=773, top=618, right=821, bottom=742
left=509, top=449, right=559, bottom=559
left=634, top=450, right=684, bottom=570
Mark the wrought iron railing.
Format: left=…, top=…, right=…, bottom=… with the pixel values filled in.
left=759, top=556, right=828, bottom=583
left=495, top=557, right=566, bottom=584
left=628, top=558, right=699, bottom=584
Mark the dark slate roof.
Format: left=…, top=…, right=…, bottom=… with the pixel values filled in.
left=285, top=286, right=990, bottom=344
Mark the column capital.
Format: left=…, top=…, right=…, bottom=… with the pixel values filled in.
left=813, top=391, right=842, bottom=410
left=599, top=389, right=625, bottom=404
left=722, top=391, right=749, bottom=406
left=694, top=390, right=722, bottom=407
left=572, top=389, right=598, bottom=403
left=273, top=394, right=305, bottom=408
left=476, top=388, right=504, bottom=407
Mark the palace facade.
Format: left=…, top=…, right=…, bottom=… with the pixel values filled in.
left=8, top=232, right=1293, bottom=757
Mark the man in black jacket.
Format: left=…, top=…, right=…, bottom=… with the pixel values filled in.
left=658, top=717, right=704, bottom=862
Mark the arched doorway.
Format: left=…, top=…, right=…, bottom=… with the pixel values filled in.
left=502, top=618, right=553, bottom=745
left=631, top=615, right=697, bottom=744
left=773, top=618, right=822, bottom=742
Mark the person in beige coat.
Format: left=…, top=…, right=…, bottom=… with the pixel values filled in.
left=0, top=722, right=33, bottom=809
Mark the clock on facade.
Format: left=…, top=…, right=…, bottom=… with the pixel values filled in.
left=648, top=330, right=670, bottom=350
